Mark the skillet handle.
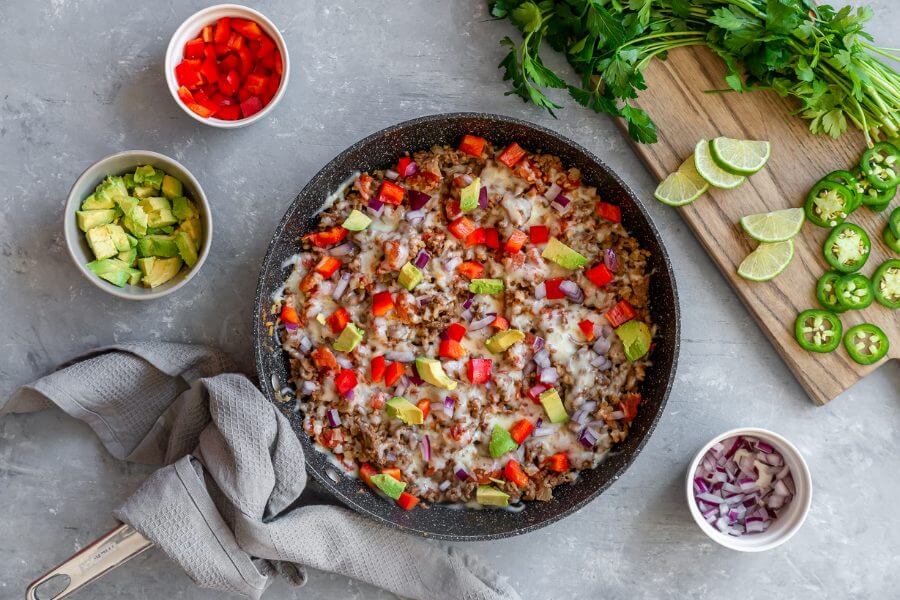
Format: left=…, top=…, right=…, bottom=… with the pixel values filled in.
left=25, top=523, right=153, bottom=600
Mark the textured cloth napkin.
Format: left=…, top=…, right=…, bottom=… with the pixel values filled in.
left=2, top=342, right=520, bottom=600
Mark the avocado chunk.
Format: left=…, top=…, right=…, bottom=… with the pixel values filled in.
left=139, top=197, right=171, bottom=213
left=333, top=323, right=364, bottom=353
left=115, top=195, right=139, bottom=214
left=144, top=171, right=164, bottom=190
left=85, top=225, right=118, bottom=260
left=124, top=173, right=135, bottom=190
left=539, top=388, right=569, bottom=423
left=106, top=224, right=130, bottom=252
left=172, top=196, right=198, bottom=220
left=161, top=174, right=183, bottom=199
left=398, top=262, right=423, bottom=291
left=141, top=256, right=183, bottom=288
left=542, top=237, right=588, bottom=270
left=125, top=233, right=138, bottom=248
left=174, top=232, right=199, bottom=267
left=81, top=192, right=115, bottom=210
left=415, top=357, right=457, bottom=390
left=132, top=185, right=157, bottom=198
left=369, top=473, right=407, bottom=500
left=138, top=257, right=156, bottom=276
left=133, top=165, right=156, bottom=185
left=123, top=205, right=148, bottom=237
left=137, top=234, right=179, bottom=258
left=488, top=424, right=518, bottom=458
left=341, top=209, right=372, bottom=231
left=460, top=177, right=481, bottom=212
left=468, top=278, right=504, bottom=295
left=615, top=320, right=651, bottom=362
left=76, top=209, right=116, bottom=232
left=485, top=329, right=524, bottom=354
left=117, top=248, right=138, bottom=267
left=476, top=485, right=510, bottom=507
left=385, top=396, right=424, bottom=425
left=178, top=218, right=203, bottom=250
left=147, top=207, right=178, bottom=228
left=86, top=258, right=134, bottom=287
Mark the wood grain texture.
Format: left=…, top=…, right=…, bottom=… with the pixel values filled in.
left=622, top=45, right=898, bottom=405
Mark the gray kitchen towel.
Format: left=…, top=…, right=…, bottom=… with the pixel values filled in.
left=2, top=342, right=520, bottom=600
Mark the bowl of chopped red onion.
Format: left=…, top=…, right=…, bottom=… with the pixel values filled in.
left=686, top=428, right=812, bottom=552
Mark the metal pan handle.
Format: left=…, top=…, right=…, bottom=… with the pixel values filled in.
left=25, top=523, right=153, bottom=600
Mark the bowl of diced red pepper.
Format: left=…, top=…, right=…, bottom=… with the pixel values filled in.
left=165, top=4, right=289, bottom=127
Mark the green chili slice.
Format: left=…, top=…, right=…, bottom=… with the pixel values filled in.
left=824, top=170, right=863, bottom=212
left=852, top=167, right=896, bottom=210
left=804, top=180, right=855, bottom=228
left=872, top=259, right=900, bottom=309
left=815, top=271, right=848, bottom=312
left=834, top=273, right=874, bottom=310
left=823, top=223, right=870, bottom=273
left=843, top=323, right=889, bottom=365
left=860, top=142, right=900, bottom=191
left=884, top=227, right=900, bottom=253
left=794, top=309, right=843, bottom=353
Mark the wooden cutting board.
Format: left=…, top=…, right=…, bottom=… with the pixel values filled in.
left=620, top=45, right=898, bottom=405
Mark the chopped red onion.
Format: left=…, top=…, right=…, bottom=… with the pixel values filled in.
left=534, top=282, right=547, bottom=300
left=756, top=440, right=775, bottom=453
left=532, top=426, right=553, bottom=437
left=367, top=197, right=384, bottom=214
left=330, top=242, right=356, bottom=257
left=332, top=272, right=351, bottom=300
left=300, top=380, right=318, bottom=394
left=341, top=389, right=355, bottom=402
left=326, top=409, right=341, bottom=428
left=571, top=409, right=588, bottom=426
left=544, top=182, right=562, bottom=202
left=694, top=477, right=710, bottom=494
left=478, top=186, right=489, bottom=209
left=552, top=194, right=571, bottom=214
left=414, top=250, right=431, bottom=268
left=336, top=356, right=353, bottom=370
left=592, top=336, right=611, bottom=355
left=386, top=350, right=415, bottom=363
left=408, top=189, right=431, bottom=210
left=284, top=322, right=299, bottom=332
left=579, top=427, right=599, bottom=449
left=460, top=174, right=473, bottom=185
left=532, top=336, right=545, bottom=351
left=539, top=367, right=558, bottom=384
left=406, top=209, right=426, bottom=222
left=438, top=480, right=451, bottom=491
left=533, top=349, right=551, bottom=369
left=385, top=169, right=399, bottom=180
left=443, top=396, right=455, bottom=417
left=460, top=308, right=473, bottom=321
left=607, top=410, right=625, bottom=420
left=469, top=313, right=496, bottom=331
left=401, top=160, right=419, bottom=178
left=418, top=295, right=434, bottom=306
left=462, top=293, right=474, bottom=310
left=408, top=373, right=425, bottom=386
left=420, top=434, right=431, bottom=462
left=559, top=280, right=584, bottom=303
left=454, top=466, right=470, bottom=481
left=604, top=248, right=619, bottom=273
left=528, top=383, right=549, bottom=401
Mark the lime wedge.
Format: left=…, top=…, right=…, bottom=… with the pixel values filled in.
left=740, top=208, right=805, bottom=243
left=737, top=239, right=794, bottom=282
left=710, top=137, right=771, bottom=176
left=654, top=156, right=709, bottom=206
left=694, top=140, right=745, bottom=189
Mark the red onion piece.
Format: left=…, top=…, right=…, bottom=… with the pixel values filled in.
left=406, top=209, right=425, bottom=222
left=443, top=396, right=455, bottom=417
left=579, top=427, right=599, bottom=449
left=532, top=336, right=545, bottom=351
left=367, top=197, right=384, bottom=214
left=284, top=322, right=299, bottom=331
left=454, top=466, right=470, bottom=481
left=329, top=242, right=356, bottom=257
left=552, top=194, right=571, bottom=214
left=326, top=409, right=341, bottom=428
left=534, top=282, right=547, bottom=300
left=533, top=349, right=551, bottom=369
left=386, top=350, right=415, bottom=363
left=604, top=248, right=619, bottom=272
left=478, top=186, right=489, bottom=209
left=332, top=272, right=350, bottom=300
left=592, top=336, right=611, bottom=355
left=559, top=279, right=584, bottom=303
left=539, top=367, right=558, bottom=384
left=401, top=160, right=419, bottom=178
left=420, top=434, right=431, bottom=462
left=385, top=169, right=399, bottom=180
left=462, top=293, right=474, bottom=310
left=544, top=182, right=562, bottom=202
left=300, top=380, right=317, bottom=394
left=414, top=250, right=431, bottom=269
left=469, top=313, right=496, bottom=331
left=408, top=189, right=431, bottom=210
left=438, top=480, right=451, bottom=491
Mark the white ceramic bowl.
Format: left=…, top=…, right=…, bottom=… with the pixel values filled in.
left=686, top=427, right=812, bottom=552
left=164, top=4, right=290, bottom=128
left=64, top=150, right=212, bottom=300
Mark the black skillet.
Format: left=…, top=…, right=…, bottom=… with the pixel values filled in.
left=252, top=113, right=680, bottom=541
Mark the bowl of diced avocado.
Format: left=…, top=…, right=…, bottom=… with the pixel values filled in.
left=64, top=150, right=212, bottom=300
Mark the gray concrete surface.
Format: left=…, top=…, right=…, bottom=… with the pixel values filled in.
left=1, top=1, right=898, bottom=599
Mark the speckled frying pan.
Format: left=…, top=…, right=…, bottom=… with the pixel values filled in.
left=253, top=113, right=680, bottom=541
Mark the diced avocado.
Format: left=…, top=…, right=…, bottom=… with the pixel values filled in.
left=123, top=205, right=148, bottom=237
left=144, top=171, right=164, bottom=190
left=174, top=231, right=199, bottom=268
left=539, top=388, right=569, bottom=424
left=85, top=226, right=118, bottom=260
left=147, top=226, right=175, bottom=235
left=172, top=196, right=198, bottom=220
left=132, top=185, right=157, bottom=198
left=315, top=313, right=327, bottom=326
left=86, top=258, right=133, bottom=287
left=133, top=165, right=156, bottom=185
left=415, top=357, right=457, bottom=390
left=115, top=195, right=139, bottom=214
left=398, top=262, right=423, bottom=291
left=118, top=248, right=138, bottom=267
left=147, top=208, right=178, bottom=228
left=125, top=233, right=138, bottom=248
left=137, top=257, right=156, bottom=276
left=141, top=256, right=183, bottom=288
left=488, top=424, right=518, bottom=458
left=385, top=396, right=424, bottom=425
left=468, top=278, right=504, bottom=295
left=342, top=209, right=372, bottom=231
left=485, top=329, right=525, bottom=354
left=333, top=323, right=364, bottom=353
left=76, top=209, right=116, bottom=232
left=127, top=268, right=142, bottom=285
left=542, top=237, right=588, bottom=270
left=107, top=223, right=131, bottom=252
left=81, top=192, right=115, bottom=210
left=137, top=234, right=179, bottom=258
left=123, top=173, right=135, bottom=190
left=460, top=177, right=481, bottom=212
left=139, top=197, right=172, bottom=213
left=476, top=485, right=509, bottom=507
left=161, top=174, right=183, bottom=199
left=105, top=176, right=129, bottom=199
left=178, top=218, right=203, bottom=250
left=615, top=320, right=651, bottom=362
left=369, top=473, right=406, bottom=500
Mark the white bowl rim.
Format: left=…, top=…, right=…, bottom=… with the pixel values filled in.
left=164, top=3, right=290, bottom=129
left=685, top=427, right=813, bottom=552
left=64, top=149, right=213, bottom=301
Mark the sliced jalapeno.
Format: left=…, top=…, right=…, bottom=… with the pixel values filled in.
left=890, top=206, right=900, bottom=238
left=884, top=226, right=900, bottom=253
left=860, top=142, right=900, bottom=191
left=843, top=323, right=889, bottom=365
left=852, top=167, right=896, bottom=210
left=794, top=309, right=842, bottom=353
left=823, top=223, right=870, bottom=273
left=804, top=180, right=855, bottom=228
left=815, top=271, right=848, bottom=312
left=872, top=259, right=900, bottom=309
left=834, top=273, right=874, bottom=310
left=824, top=170, right=863, bottom=212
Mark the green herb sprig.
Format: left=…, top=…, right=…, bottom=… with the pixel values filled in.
left=490, top=0, right=900, bottom=145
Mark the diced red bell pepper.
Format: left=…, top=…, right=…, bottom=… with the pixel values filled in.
left=213, top=17, right=232, bottom=44
left=372, top=291, right=394, bottom=317
left=448, top=216, right=477, bottom=240
left=497, top=142, right=527, bottom=168
left=305, top=226, right=348, bottom=248
left=334, top=369, right=358, bottom=395
left=605, top=299, right=636, bottom=328
left=175, top=61, right=203, bottom=89
left=240, top=95, right=263, bottom=118
left=585, top=263, right=614, bottom=288
left=221, top=53, right=240, bottom=71
left=484, top=227, right=500, bottom=250
left=446, top=323, right=466, bottom=342
left=508, top=419, right=534, bottom=445
left=396, top=157, right=412, bottom=177
left=219, top=69, right=240, bottom=96
left=529, top=225, right=549, bottom=245
left=465, top=227, right=486, bottom=247
left=620, top=393, right=641, bottom=423
left=491, top=315, right=509, bottom=331
left=466, top=358, right=493, bottom=384
left=445, top=198, right=462, bottom=221
left=458, top=134, right=486, bottom=157
left=326, top=307, right=351, bottom=334
left=359, top=463, right=378, bottom=488
left=214, top=42, right=230, bottom=57
left=504, top=459, right=529, bottom=488
left=545, top=278, right=565, bottom=300
left=578, top=319, right=595, bottom=341
left=439, top=339, right=466, bottom=360
left=257, top=35, right=276, bottom=58
left=314, top=256, right=341, bottom=279
left=382, top=468, right=403, bottom=482
left=184, top=38, right=206, bottom=59
left=203, top=43, right=217, bottom=61
left=280, top=305, right=300, bottom=325
left=202, top=26, right=214, bottom=43
left=547, top=452, right=569, bottom=473
left=504, top=229, right=528, bottom=253
left=200, top=56, right=219, bottom=84
left=456, top=261, right=484, bottom=280
left=370, top=355, right=386, bottom=383
left=274, top=51, right=284, bottom=76
left=232, top=18, right=264, bottom=40
left=244, top=73, right=267, bottom=95
left=596, top=201, right=621, bottom=223
left=416, top=399, right=431, bottom=419
left=526, top=383, right=549, bottom=403
left=377, top=180, right=405, bottom=205
left=216, top=105, right=241, bottom=120
left=312, top=347, right=338, bottom=371
left=238, top=45, right=254, bottom=78
left=384, top=362, right=405, bottom=387
left=226, top=32, right=244, bottom=52
left=192, top=90, right=219, bottom=117
left=396, top=492, right=420, bottom=511
left=177, top=85, right=195, bottom=104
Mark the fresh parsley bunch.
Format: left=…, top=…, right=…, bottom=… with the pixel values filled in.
left=490, top=0, right=900, bottom=145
